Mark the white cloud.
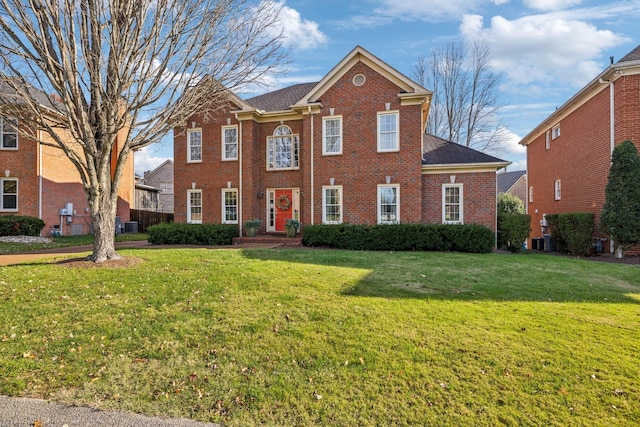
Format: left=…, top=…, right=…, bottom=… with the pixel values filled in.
left=274, top=1, right=327, bottom=50
left=341, top=0, right=485, bottom=26
left=506, top=158, right=527, bottom=172
left=523, top=0, right=583, bottom=12
left=134, top=144, right=172, bottom=176
left=460, top=13, right=628, bottom=88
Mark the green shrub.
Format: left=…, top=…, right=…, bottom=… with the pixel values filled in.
left=497, top=213, right=531, bottom=252
left=0, top=215, right=46, bottom=236
left=498, top=192, right=525, bottom=214
left=545, top=213, right=595, bottom=255
left=147, top=222, right=238, bottom=245
left=557, top=213, right=595, bottom=256
left=303, top=223, right=494, bottom=253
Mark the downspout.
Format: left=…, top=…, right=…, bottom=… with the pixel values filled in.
left=38, top=129, right=43, bottom=222
left=236, top=114, right=243, bottom=236
left=309, top=106, right=314, bottom=225
left=599, top=78, right=615, bottom=253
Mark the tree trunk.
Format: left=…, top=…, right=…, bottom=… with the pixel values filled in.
left=87, top=192, right=120, bottom=263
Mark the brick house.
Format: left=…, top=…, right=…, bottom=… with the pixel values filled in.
left=173, top=46, right=508, bottom=236
left=497, top=170, right=527, bottom=204
left=0, top=81, right=134, bottom=236
left=520, top=45, right=640, bottom=253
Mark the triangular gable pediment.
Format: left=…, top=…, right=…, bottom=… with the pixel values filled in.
left=292, top=46, right=431, bottom=107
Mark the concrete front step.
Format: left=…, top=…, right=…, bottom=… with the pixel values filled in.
left=232, top=235, right=303, bottom=247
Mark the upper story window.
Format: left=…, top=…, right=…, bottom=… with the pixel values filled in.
left=377, top=111, right=399, bottom=152
left=222, top=188, right=238, bottom=224
left=1, top=117, right=18, bottom=149
left=545, top=130, right=551, bottom=150
left=222, top=125, right=238, bottom=161
left=187, top=129, right=202, bottom=163
left=322, top=185, right=343, bottom=224
left=267, top=125, right=299, bottom=170
left=443, top=184, right=463, bottom=224
left=160, top=182, right=173, bottom=194
left=552, top=123, right=560, bottom=140
left=187, top=189, right=202, bottom=223
left=1, top=178, right=18, bottom=211
left=378, top=184, right=399, bottom=224
left=529, top=186, right=534, bottom=203
left=322, top=116, right=342, bottom=155
left=554, top=179, right=561, bottom=200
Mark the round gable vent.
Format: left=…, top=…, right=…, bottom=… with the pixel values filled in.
left=352, top=73, right=366, bottom=87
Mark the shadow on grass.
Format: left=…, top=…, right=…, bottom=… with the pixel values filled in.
left=241, top=248, right=640, bottom=305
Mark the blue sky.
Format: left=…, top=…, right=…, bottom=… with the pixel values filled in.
left=135, top=0, right=640, bottom=175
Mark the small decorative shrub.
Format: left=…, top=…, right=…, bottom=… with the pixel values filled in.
left=244, top=219, right=262, bottom=237
left=546, top=213, right=595, bottom=256
left=147, top=222, right=238, bottom=245
left=0, top=215, right=45, bottom=237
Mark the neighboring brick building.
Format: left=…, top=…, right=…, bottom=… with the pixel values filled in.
left=497, top=170, right=527, bottom=204
left=0, top=81, right=134, bottom=236
left=173, top=46, right=508, bottom=236
left=520, top=45, right=640, bottom=253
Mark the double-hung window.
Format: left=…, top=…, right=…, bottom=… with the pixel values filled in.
left=1, top=117, right=18, bottom=149
left=267, top=125, right=299, bottom=170
left=222, top=189, right=238, bottom=224
left=378, top=184, right=399, bottom=224
left=222, top=125, right=238, bottom=161
left=377, top=111, right=399, bottom=152
left=187, top=189, right=202, bottom=223
left=1, top=178, right=18, bottom=211
left=322, top=186, right=342, bottom=224
left=322, top=116, right=342, bottom=155
left=554, top=179, right=561, bottom=200
left=443, top=184, right=463, bottom=224
left=187, top=129, right=202, bottom=163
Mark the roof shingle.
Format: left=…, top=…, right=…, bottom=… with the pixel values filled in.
left=422, top=134, right=507, bottom=165
left=244, top=82, right=318, bottom=112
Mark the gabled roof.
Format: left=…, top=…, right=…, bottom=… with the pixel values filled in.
left=519, top=44, right=640, bottom=146
left=497, top=170, right=526, bottom=193
left=244, top=82, right=318, bottom=112
left=294, top=45, right=431, bottom=107
left=143, top=159, right=173, bottom=180
left=422, top=134, right=509, bottom=171
left=0, top=77, right=60, bottom=111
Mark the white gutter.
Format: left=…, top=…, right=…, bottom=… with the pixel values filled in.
left=598, top=78, right=616, bottom=254
left=38, top=129, right=43, bottom=221
left=309, top=106, right=315, bottom=225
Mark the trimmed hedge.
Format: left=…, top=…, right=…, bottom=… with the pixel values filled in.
left=546, top=213, right=595, bottom=256
left=302, top=223, right=494, bottom=253
left=497, top=213, right=531, bottom=252
left=147, top=223, right=238, bottom=245
left=0, top=215, right=45, bottom=237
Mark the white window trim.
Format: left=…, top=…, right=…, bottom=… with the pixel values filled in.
left=377, top=184, right=400, bottom=224
left=377, top=111, right=399, bottom=152
left=0, top=178, right=18, bottom=211
left=221, top=125, right=238, bottom=161
left=442, top=183, right=464, bottom=224
left=529, top=186, right=534, bottom=203
left=187, top=189, right=202, bottom=224
left=322, top=185, right=343, bottom=224
left=552, top=124, right=560, bottom=140
left=554, top=179, right=561, bottom=200
left=322, top=115, right=343, bottom=155
left=1, top=117, right=18, bottom=150
left=221, top=188, right=239, bottom=224
left=545, top=130, right=550, bottom=151
left=267, top=125, right=299, bottom=171
left=187, top=128, right=202, bottom=163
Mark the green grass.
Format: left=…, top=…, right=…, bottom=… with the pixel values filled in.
left=0, top=233, right=148, bottom=254
left=0, top=249, right=638, bottom=426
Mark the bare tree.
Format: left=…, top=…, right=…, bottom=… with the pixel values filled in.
left=0, top=0, right=286, bottom=262
left=411, top=41, right=507, bottom=153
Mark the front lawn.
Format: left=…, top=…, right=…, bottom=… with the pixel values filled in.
left=0, top=249, right=638, bottom=426
left=0, top=233, right=148, bottom=254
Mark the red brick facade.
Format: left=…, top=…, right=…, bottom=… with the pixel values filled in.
left=0, top=116, right=134, bottom=236
left=174, top=47, right=507, bottom=236
left=522, top=51, right=640, bottom=253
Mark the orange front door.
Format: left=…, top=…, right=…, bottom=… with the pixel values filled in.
left=274, top=189, right=293, bottom=232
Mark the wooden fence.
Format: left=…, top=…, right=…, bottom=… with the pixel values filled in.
left=130, top=209, right=174, bottom=233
